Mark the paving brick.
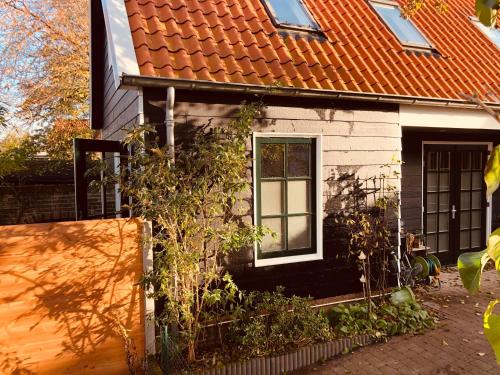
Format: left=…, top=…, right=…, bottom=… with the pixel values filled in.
left=295, top=269, right=499, bottom=375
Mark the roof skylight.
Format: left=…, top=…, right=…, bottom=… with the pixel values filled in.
left=371, top=1, right=432, bottom=49
left=263, top=0, right=319, bottom=31
left=471, top=18, right=500, bottom=49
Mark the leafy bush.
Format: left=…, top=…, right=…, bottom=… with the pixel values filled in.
left=226, top=288, right=332, bottom=358
left=327, top=299, right=435, bottom=340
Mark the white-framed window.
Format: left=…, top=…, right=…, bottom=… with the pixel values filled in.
left=262, top=0, right=320, bottom=31
left=470, top=17, right=500, bottom=49
left=253, top=133, right=323, bottom=267
left=370, top=0, right=433, bottom=50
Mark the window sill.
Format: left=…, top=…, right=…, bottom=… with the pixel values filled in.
left=254, top=253, right=323, bottom=267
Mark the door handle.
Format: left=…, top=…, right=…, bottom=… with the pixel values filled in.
left=451, top=205, right=456, bottom=219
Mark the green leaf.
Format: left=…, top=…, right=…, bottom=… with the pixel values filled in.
left=476, top=0, right=499, bottom=27
left=487, top=228, right=500, bottom=264
left=457, top=250, right=490, bottom=294
left=484, top=300, right=500, bottom=364
left=485, top=145, right=500, bottom=197
left=390, top=286, right=415, bottom=305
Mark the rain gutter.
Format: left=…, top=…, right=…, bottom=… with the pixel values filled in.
left=121, top=74, right=500, bottom=110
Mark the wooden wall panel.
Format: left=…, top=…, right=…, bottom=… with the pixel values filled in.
left=0, top=218, right=145, bottom=375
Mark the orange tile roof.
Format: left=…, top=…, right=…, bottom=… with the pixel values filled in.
left=125, top=0, right=500, bottom=101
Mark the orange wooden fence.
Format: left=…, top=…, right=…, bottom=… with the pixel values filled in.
left=0, top=218, right=146, bottom=374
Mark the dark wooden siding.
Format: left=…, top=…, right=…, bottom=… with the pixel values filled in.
left=401, top=129, right=500, bottom=236
left=101, top=38, right=141, bottom=141
left=144, top=89, right=401, bottom=298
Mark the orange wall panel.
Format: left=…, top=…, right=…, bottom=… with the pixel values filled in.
left=0, top=218, right=145, bottom=374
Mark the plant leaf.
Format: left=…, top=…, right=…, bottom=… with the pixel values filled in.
left=484, top=300, right=500, bottom=364
left=476, top=0, right=499, bottom=27
left=487, top=228, right=500, bottom=266
left=390, top=286, right=415, bottom=305
left=485, top=145, right=500, bottom=197
left=457, top=250, right=490, bottom=294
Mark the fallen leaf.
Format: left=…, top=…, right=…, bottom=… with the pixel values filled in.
left=462, top=338, right=470, bottom=343
left=474, top=303, right=480, bottom=308
left=460, top=300, right=465, bottom=304
left=478, top=352, right=486, bottom=357
left=442, top=340, right=449, bottom=346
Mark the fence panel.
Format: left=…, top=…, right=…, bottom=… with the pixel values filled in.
left=0, top=218, right=145, bottom=374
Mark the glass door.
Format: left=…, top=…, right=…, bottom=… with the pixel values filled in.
left=424, top=144, right=488, bottom=264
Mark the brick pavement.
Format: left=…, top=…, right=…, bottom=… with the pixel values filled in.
left=296, top=268, right=500, bottom=375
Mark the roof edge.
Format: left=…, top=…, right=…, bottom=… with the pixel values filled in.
left=121, top=75, right=500, bottom=110
left=102, top=0, right=140, bottom=90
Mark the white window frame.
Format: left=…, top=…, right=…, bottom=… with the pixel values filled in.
left=369, top=0, right=435, bottom=51
left=261, top=0, right=321, bottom=32
left=253, top=133, right=323, bottom=267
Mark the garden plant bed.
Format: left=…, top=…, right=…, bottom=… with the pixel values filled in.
left=196, top=334, right=373, bottom=375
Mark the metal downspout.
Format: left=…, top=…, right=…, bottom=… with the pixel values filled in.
left=165, top=86, right=175, bottom=160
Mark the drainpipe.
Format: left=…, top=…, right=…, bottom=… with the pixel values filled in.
left=165, top=86, right=175, bottom=160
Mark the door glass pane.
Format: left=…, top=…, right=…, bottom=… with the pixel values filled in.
left=439, top=233, right=449, bottom=251
left=472, top=191, right=481, bottom=209
left=439, top=213, right=449, bottom=231
left=428, top=152, right=438, bottom=171
left=427, top=234, right=437, bottom=253
left=461, top=172, right=471, bottom=190
left=471, top=211, right=481, bottom=228
left=427, top=172, right=438, bottom=191
left=288, top=216, right=311, bottom=249
left=471, top=230, right=481, bottom=248
left=472, top=172, right=482, bottom=189
left=427, top=193, right=437, bottom=212
left=460, top=211, right=470, bottom=229
left=427, top=214, right=437, bottom=232
left=287, top=180, right=310, bottom=214
left=288, top=143, right=310, bottom=177
left=439, top=192, right=449, bottom=211
left=261, top=144, right=285, bottom=178
left=460, top=230, right=470, bottom=249
left=461, top=192, right=470, bottom=210
left=261, top=218, right=285, bottom=252
left=439, top=172, right=450, bottom=190
left=261, top=181, right=284, bottom=215
left=472, top=152, right=482, bottom=170
left=462, top=152, right=471, bottom=170
left=440, top=152, right=450, bottom=170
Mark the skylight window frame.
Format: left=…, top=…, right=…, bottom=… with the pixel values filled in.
left=469, top=16, right=500, bottom=50
left=369, top=0, right=435, bottom=52
left=261, top=0, right=321, bottom=33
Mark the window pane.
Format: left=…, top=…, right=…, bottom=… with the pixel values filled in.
left=472, top=191, right=481, bottom=209
left=261, top=143, right=284, bottom=178
left=461, top=172, right=471, bottom=190
left=460, top=230, right=470, bottom=249
left=460, top=211, right=470, bottom=230
left=288, top=215, right=311, bottom=249
left=427, top=234, right=437, bottom=253
left=471, top=211, right=481, bottom=228
left=427, top=172, right=438, bottom=191
left=261, top=218, right=285, bottom=253
left=288, top=143, right=311, bottom=177
left=372, top=3, right=430, bottom=47
left=438, top=233, right=449, bottom=251
left=461, top=192, right=470, bottom=210
left=427, top=193, right=437, bottom=212
left=261, top=181, right=284, bottom=215
left=471, top=230, right=481, bottom=248
left=439, top=193, right=449, bottom=211
left=267, top=0, right=317, bottom=28
left=288, top=180, right=310, bottom=214
left=439, top=172, right=449, bottom=190
left=427, top=213, right=437, bottom=232
left=472, top=172, right=483, bottom=189
left=439, top=213, right=449, bottom=231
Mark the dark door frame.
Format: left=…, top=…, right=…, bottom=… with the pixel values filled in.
left=422, top=141, right=492, bottom=263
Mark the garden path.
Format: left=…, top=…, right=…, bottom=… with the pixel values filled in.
left=296, top=268, right=500, bottom=375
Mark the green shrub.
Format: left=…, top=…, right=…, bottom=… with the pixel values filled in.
left=226, top=287, right=332, bottom=358
left=327, top=299, right=435, bottom=340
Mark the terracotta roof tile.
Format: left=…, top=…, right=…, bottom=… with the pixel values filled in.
left=124, top=0, right=500, bottom=100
